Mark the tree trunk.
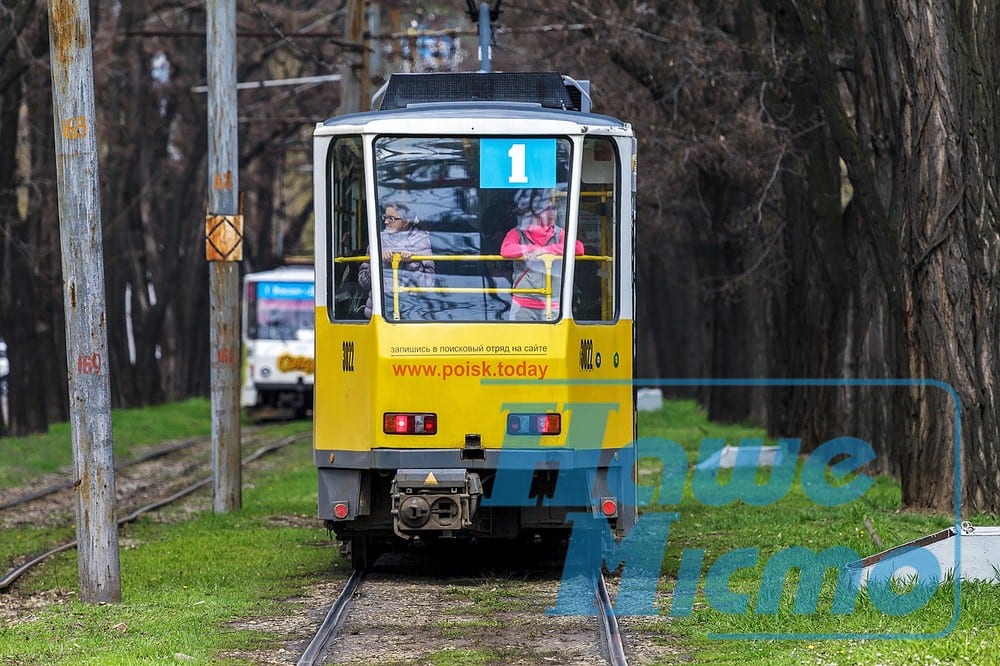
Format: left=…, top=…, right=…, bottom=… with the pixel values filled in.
left=774, top=0, right=1000, bottom=511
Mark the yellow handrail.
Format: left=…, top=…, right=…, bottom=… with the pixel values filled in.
left=333, top=253, right=612, bottom=263
left=333, top=253, right=612, bottom=320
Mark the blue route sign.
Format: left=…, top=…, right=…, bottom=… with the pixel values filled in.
left=480, top=138, right=557, bottom=189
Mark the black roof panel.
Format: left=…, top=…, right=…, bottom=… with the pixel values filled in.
left=380, top=72, right=578, bottom=111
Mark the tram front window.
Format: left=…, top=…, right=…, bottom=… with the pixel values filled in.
left=372, top=135, right=576, bottom=322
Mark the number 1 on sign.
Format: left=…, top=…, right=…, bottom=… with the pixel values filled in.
left=480, top=138, right=556, bottom=189
left=507, top=143, right=528, bottom=184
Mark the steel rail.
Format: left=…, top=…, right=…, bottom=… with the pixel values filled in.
left=0, top=432, right=309, bottom=592
left=296, top=568, right=364, bottom=666
left=596, top=572, right=628, bottom=666
left=0, top=437, right=202, bottom=511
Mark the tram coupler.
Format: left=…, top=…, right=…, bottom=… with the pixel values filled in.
left=390, top=469, right=483, bottom=539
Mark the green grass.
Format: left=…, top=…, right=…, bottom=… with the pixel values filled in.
left=635, top=400, right=1000, bottom=665
left=0, top=398, right=213, bottom=486
left=1, top=398, right=998, bottom=664
left=0, top=438, right=336, bottom=666
left=441, top=580, right=535, bottom=614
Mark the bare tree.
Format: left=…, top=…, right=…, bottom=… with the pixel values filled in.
left=497, top=2, right=792, bottom=421
left=1, top=0, right=351, bottom=433
left=0, top=1, right=70, bottom=436
left=755, top=0, right=1000, bottom=512
left=499, top=0, right=1000, bottom=513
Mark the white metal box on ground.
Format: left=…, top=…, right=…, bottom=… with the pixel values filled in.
left=637, top=388, right=663, bottom=412
left=846, top=522, right=1000, bottom=585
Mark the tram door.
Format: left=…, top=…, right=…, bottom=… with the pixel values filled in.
left=574, top=136, right=622, bottom=323
left=329, top=136, right=370, bottom=321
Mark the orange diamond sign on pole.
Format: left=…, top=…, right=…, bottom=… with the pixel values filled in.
left=205, top=213, right=243, bottom=261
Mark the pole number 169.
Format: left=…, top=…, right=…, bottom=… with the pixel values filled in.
left=77, top=352, right=102, bottom=375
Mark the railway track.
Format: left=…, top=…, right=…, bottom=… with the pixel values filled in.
left=0, top=436, right=200, bottom=511
left=0, top=431, right=310, bottom=591
left=296, top=569, right=364, bottom=666
left=3, top=435, right=646, bottom=664
left=296, top=556, right=631, bottom=666
left=596, top=571, right=628, bottom=666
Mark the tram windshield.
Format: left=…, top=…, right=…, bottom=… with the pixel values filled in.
left=328, top=134, right=620, bottom=323
left=374, top=135, right=574, bottom=322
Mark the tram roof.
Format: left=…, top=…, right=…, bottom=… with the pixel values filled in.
left=318, top=70, right=628, bottom=134
left=316, top=102, right=628, bottom=133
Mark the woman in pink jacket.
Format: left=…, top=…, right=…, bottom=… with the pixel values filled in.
left=500, top=189, right=584, bottom=321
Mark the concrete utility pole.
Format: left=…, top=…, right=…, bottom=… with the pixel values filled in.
left=46, top=0, right=121, bottom=603
left=206, top=0, right=243, bottom=512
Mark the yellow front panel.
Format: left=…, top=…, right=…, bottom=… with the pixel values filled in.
left=314, top=308, right=633, bottom=453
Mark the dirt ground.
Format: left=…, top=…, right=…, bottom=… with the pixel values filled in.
left=225, top=544, right=684, bottom=666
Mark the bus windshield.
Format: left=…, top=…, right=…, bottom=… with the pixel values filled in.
left=246, top=281, right=315, bottom=340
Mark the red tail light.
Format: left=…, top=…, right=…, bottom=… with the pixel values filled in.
left=333, top=502, right=350, bottom=519
left=383, top=413, right=437, bottom=435
left=507, top=413, right=561, bottom=435
left=600, top=497, right=618, bottom=517
left=542, top=414, right=560, bottom=434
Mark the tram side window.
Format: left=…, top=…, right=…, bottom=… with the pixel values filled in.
left=330, top=136, right=370, bottom=321
left=575, top=137, right=619, bottom=322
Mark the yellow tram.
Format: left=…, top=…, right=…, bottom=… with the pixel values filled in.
left=312, top=72, right=637, bottom=566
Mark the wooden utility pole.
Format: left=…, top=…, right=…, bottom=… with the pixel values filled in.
left=46, top=0, right=121, bottom=603
left=341, top=0, right=371, bottom=114
left=206, top=0, right=243, bottom=512
left=368, top=3, right=381, bottom=85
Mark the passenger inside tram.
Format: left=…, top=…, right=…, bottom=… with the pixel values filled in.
left=500, top=188, right=584, bottom=321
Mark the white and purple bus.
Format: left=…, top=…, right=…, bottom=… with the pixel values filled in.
left=241, top=264, right=315, bottom=419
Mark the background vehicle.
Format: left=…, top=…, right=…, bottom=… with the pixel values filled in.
left=241, top=265, right=315, bottom=419
left=313, top=71, right=637, bottom=566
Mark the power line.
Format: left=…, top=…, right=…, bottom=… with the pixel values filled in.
left=124, top=29, right=365, bottom=51
left=126, top=23, right=592, bottom=42
left=190, top=73, right=341, bottom=93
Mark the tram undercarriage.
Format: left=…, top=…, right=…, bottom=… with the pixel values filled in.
left=320, top=459, right=631, bottom=568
